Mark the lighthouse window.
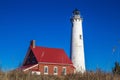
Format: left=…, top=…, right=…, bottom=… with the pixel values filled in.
left=80, top=35, right=82, bottom=39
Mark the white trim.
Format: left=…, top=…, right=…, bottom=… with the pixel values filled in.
left=23, top=64, right=38, bottom=71
left=53, top=66, right=58, bottom=75
left=44, top=66, right=48, bottom=75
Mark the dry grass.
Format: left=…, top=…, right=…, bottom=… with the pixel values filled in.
left=0, top=70, right=120, bottom=80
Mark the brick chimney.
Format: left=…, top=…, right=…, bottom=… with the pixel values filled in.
left=30, top=40, right=35, bottom=48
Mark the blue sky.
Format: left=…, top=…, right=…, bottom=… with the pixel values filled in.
left=0, top=0, right=120, bottom=71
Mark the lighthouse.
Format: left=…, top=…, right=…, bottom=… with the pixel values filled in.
left=71, top=9, right=86, bottom=73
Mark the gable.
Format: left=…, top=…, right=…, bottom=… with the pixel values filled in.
left=23, top=50, right=38, bottom=66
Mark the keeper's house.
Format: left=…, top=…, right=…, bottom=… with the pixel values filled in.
left=19, top=40, right=75, bottom=75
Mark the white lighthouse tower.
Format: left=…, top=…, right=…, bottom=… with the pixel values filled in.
left=71, top=9, right=86, bottom=73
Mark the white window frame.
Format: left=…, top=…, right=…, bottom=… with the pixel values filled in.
left=62, top=67, right=66, bottom=75
left=53, top=66, right=58, bottom=75
left=32, top=71, right=41, bottom=75
left=44, top=66, right=48, bottom=75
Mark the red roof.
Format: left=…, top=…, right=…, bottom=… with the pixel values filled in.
left=30, top=46, right=72, bottom=64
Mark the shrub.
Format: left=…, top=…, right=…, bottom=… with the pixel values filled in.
left=0, top=69, right=120, bottom=80
left=112, top=62, right=120, bottom=75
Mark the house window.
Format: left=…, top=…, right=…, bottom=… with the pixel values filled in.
left=53, top=66, right=58, bottom=75
left=62, top=67, right=66, bottom=75
left=44, top=66, right=48, bottom=74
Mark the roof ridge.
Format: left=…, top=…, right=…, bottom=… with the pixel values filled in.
left=35, top=46, right=64, bottom=50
